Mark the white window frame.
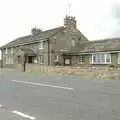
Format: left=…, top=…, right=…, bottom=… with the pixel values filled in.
left=55, top=55, right=59, bottom=62
left=91, top=53, right=111, bottom=64
left=65, top=59, right=70, bottom=65
left=39, top=41, right=43, bottom=49
left=9, top=57, right=13, bottom=64
left=5, top=56, right=9, bottom=64
left=105, top=53, right=111, bottom=64
left=5, top=48, right=8, bottom=54
left=11, top=48, right=13, bottom=54
left=78, top=55, right=84, bottom=64
left=34, top=57, right=38, bottom=64
left=39, top=55, right=44, bottom=64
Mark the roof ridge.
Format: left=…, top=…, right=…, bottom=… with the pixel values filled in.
left=91, top=37, right=120, bottom=42
left=42, top=26, right=64, bottom=33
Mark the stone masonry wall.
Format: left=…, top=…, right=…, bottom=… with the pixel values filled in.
left=25, top=64, right=120, bottom=80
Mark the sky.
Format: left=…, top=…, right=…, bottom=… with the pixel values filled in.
left=0, top=0, right=120, bottom=47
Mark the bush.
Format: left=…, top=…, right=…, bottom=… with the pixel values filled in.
left=109, top=65, right=115, bottom=68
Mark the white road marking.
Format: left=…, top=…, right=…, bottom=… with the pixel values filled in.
left=0, top=104, right=2, bottom=107
left=0, top=104, right=7, bottom=111
left=12, top=110, right=36, bottom=120
left=12, top=80, right=74, bottom=90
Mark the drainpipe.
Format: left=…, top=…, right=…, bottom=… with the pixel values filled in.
left=48, top=38, right=50, bottom=66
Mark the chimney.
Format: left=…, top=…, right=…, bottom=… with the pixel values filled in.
left=64, top=15, right=77, bottom=30
left=31, top=27, right=42, bottom=35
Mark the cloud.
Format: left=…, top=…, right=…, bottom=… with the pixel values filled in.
left=0, top=0, right=119, bottom=46
left=111, top=1, right=120, bottom=19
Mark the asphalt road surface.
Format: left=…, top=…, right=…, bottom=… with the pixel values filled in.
left=0, top=71, right=120, bottom=120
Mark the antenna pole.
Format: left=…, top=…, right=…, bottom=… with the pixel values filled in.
left=68, top=4, right=71, bottom=16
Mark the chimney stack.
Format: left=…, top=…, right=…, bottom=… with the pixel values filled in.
left=64, top=15, right=77, bottom=30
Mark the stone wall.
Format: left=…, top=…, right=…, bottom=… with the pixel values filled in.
left=2, top=63, right=120, bottom=80
left=25, top=64, right=120, bottom=80
left=26, top=64, right=89, bottom=74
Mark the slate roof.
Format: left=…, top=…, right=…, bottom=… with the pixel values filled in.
left=82, top=38, right=120, bottom=53
left=1, top=25, right=120, bottom=54
left=73, top=37, right=120, bottom=54
left=58, top=37, right=120, bottom=55
left=1, top=26, right=65, bottom=49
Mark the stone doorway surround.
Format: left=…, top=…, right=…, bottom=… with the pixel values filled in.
left=15, top=47, right=36, bottom=72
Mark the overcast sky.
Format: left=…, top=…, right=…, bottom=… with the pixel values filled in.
left=0, top=0, right=120, bottom=47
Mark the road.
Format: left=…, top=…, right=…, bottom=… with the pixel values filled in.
left=0, top=71, right=120, bottom=120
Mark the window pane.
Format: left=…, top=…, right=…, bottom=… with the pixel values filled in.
left=39, top=55, right=44, bottom=64
left=92, top=53, right=111, bottom=64
left=92, top=54, right=96, bottom=64
left=11, top=48, right=13, bottom=54
left=34, top=57, right=38, bottom=64
left=5, top=48, right=8, bottom=54
left=65, top=59, right=70, bottom=65
left=72, top=39, right=75, bottom=47
left=55, top=55, right=58, bottom=60
left=106, top=53, right=111, bottom=64
left=101, top=54, right=105, bottom=64
left=79, top=55, right=85, bottom=64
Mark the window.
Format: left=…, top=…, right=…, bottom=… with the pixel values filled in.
left=5, top=56, right=13, bottom=64
left=39, top=41, right=43, bottom=49
left=105, top=53, right=111, bottom=64
left=53, top=36, right=56, bottom=44
left=79, top=55, right=85, bottom=64
left=9, top=57, right=13, bottom=64
left=65, top=59, right=70, bottom=65
left=118, top=53, right=120, bottom=64
left=11, top=48, right=13, bottom=54
left=91, top=53, right=111, bottom=64
left=72, top=39, right=75, bottom=47
left=5, top=56, right=9, bottom=64
left=5, top=48, right=8, bottom=54
left=39, top=55, right=44, bottom=64
left=34, top=57, right=38, bottom=64
left=55, top=55, right=59, bottom=62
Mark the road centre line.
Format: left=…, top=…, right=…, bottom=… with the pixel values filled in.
left=0, top=103, right=36, bottom=120
left=12, top=110, right=36, bottom=120
left=11, top=80, right=74, bottom=90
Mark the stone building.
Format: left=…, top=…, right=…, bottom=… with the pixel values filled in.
left=1, top=15, right=120, bottom=70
